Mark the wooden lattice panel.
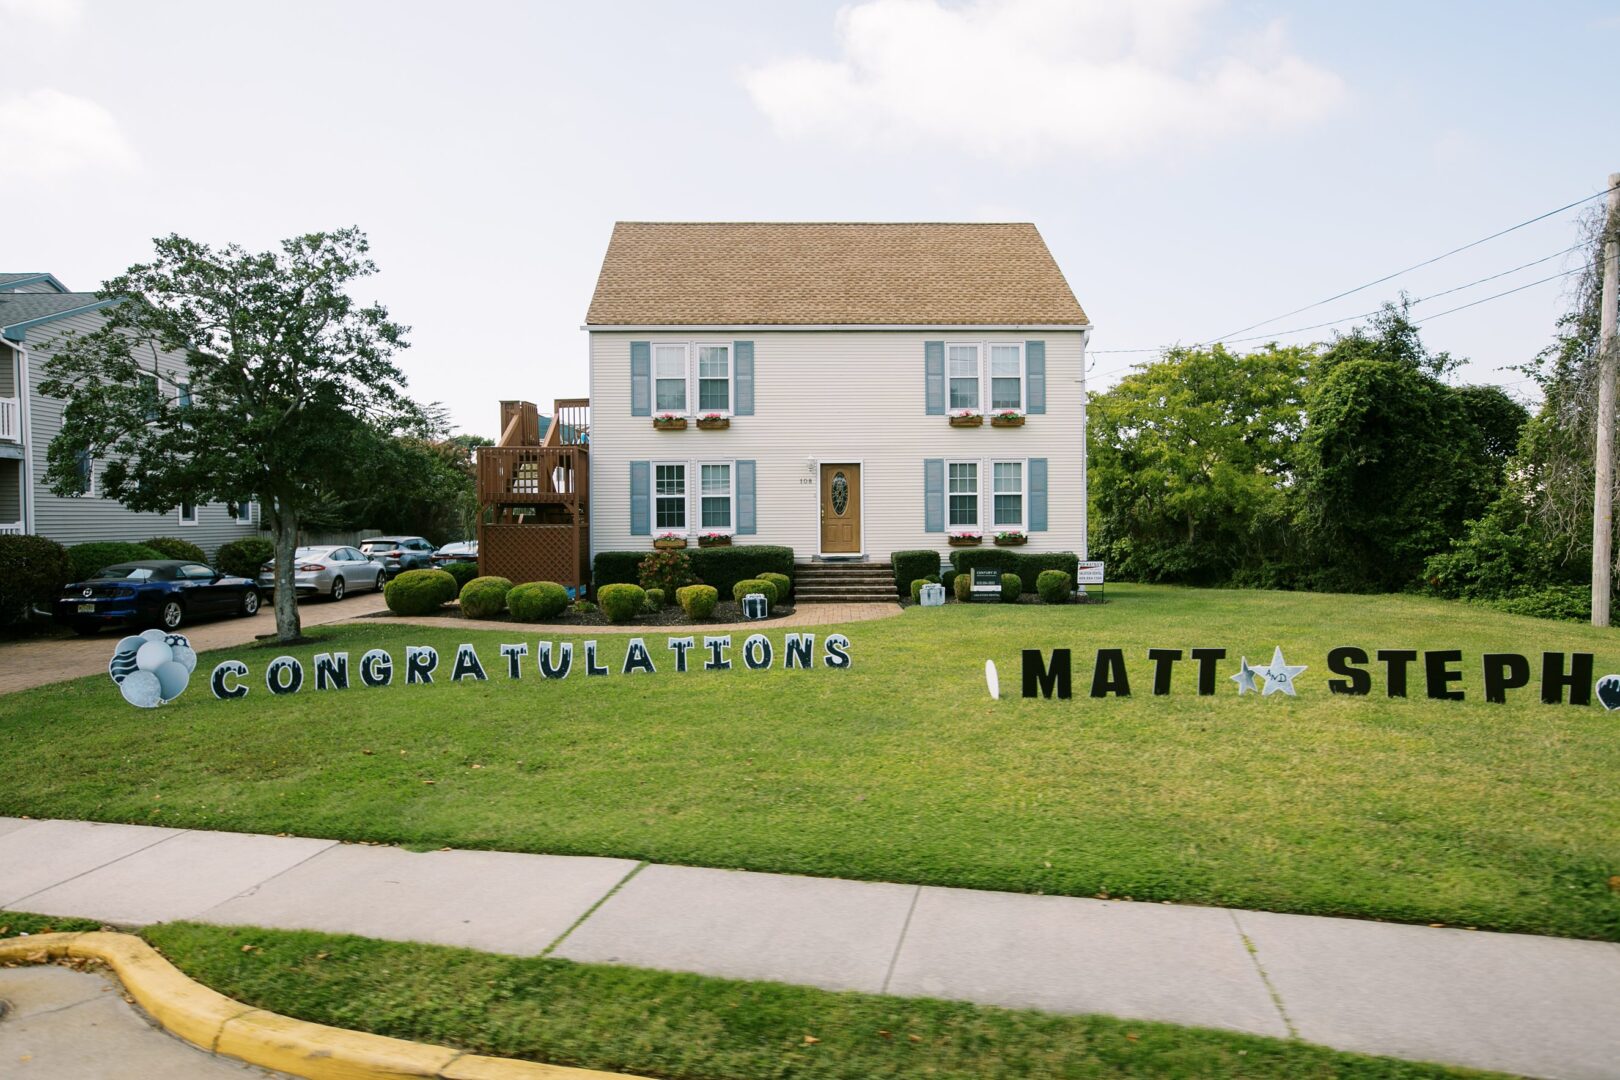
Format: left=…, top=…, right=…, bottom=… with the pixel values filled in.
left=479, top=522, right=587, bottom=589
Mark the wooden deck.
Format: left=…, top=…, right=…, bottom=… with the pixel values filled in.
left=477, top=399, right=590, bottom=590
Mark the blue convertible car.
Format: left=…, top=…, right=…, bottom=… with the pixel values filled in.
left=55, top=560, right=261, bottom=635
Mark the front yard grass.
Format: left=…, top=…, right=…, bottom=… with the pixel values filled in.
left=0, top=915, right=1499, bottom=1079
left=1, top=583, right=1617, bottom=940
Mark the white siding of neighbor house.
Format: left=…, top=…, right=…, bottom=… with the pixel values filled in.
left=21, top=310, right=261, bottom=557
left=588, top=329, right=1087, bottom=566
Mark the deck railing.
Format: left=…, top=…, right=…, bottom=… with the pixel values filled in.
left=0, top=522, right=23, bottom=536
left=476, top=445, right=589, bottom=507
left=0, top=396, right=18, bottom=442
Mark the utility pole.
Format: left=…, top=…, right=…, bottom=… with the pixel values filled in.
left=1592, top=173, right=1619, bottom=627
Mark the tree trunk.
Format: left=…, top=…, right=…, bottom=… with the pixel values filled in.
left=270, top=505, right=302, bottom=643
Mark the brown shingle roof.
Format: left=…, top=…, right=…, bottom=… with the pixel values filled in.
left=585, top=222, right=1087, bottom=326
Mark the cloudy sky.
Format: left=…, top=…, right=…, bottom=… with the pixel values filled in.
left=2, top=0, right=1615, bottom=436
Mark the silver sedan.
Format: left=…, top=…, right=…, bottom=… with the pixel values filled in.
left=258, top=545, right=386, bottom=601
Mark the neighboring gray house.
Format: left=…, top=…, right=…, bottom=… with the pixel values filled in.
left=0, top=272, right=260, bottom=554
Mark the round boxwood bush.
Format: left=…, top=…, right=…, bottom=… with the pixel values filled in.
left=385, top=568, right=459, bottom=616
left=953, top=573, right=973, bottom=602
left=215, top=537, right=275, bottom=579
left=142, top=536, right=207, bottom=563
left=677, top=584, right=718, bottom=619
left=0, top=534, right=73, bottom=624
left=598, top=583, right=646, bottom=623
left=644, top=587, right=666, bottom=609
left=731, top=577, right=778, bottom=606
left=442, top=560, right=480, bottom=588
left=942, top=569, right=958, bottom=595
left=1000, top=572, right=1022, bottom=602
left=909, top=575, right=941, bottom=602
left=507, top=581, right=570, bottom=621
left=459, top=575, right=513, bottom=619
left=1037, top=569, right=1072, bottom=604
left=67, top=541, right=164, bottom=581
left=759, top=571, right=792, bottom=602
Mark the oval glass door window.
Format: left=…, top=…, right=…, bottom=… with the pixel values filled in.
left=831, top=472, right=849, bottom=515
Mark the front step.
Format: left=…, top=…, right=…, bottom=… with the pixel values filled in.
left=790, top=561, right=899, bottom=604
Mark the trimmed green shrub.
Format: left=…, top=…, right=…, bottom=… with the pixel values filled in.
left=759, top=571, right=792, bottom=603
left=909, top=575, right=941, bottom=602
left=598, top=583, right=646, bottom=623
left=731, top=578, right=778, bottom=606
left=459, top=575, right=513, bottom=619
left=953, top=573, right=973, bottom=601
left=678, top=584, right=719, bottom=619
left=942, top=569, right=958, bottom=595
left=385, top=568, right=458, bottom=616
left=442, top=560, right=480, bottom=588
left=0, top=534, right=73, bottom=624
left=949, top=549, right=1080, bottom=594
left=891, top=549, right=942, bottom=598
left=595, top=545, right=792, bottom=600
left=644, top=587, right=666, bottom=609
left=507, top=581, right=569, bottom=621
left=215, top=537, right=275, bottom=579
left=1000, top=573, right=1021, bottom=602
left=591, top=550, right=645, bottom=593
left=68, top=541, right=163, bottom=581
left=1037, top=570, right=1073, bottom=604
left=638, top=549, right=698, bottom=596
left=143, top=536, right=206, bottom=563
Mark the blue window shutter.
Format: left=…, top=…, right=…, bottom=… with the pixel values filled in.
left=1029, top=457, right=1048, bottom=532
left=924, top=458, right=944, bottom=533
left=736, top=459, right=756, bottom=534
left=733, top=341, right=754, bottom=415
left=925, top=341, right=945, bottom=415
left=630, top=460, right=650, bottom=535
left=630, top=341, right=651, bottom=416
left=1025, top=340, right=1046, bottom=414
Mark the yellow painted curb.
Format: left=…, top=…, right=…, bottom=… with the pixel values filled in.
left=0, top=932, right=638, bottom=1080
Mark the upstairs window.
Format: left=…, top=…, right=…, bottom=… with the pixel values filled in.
left=654, top=463, right=686, bottom=530
left=993, top=461, right=1024, bottom=527
left=990, top=344, right=1023, bottom=410
left=948, top=461, right=979, bottom=527
left=700, top=462, right=733, bottom=529
left=653, top=345, right=687, bottom=412
left=948, top=344, right=980, bottom=410
left=697, top=345, right=730, bottom=412
left=232, top=498, right=256, bottom=525
left=73, top=450, right=95, bottom=497
left=141, top=373, right=162, bottom=421
left=179, top=499, right=198, bottom=525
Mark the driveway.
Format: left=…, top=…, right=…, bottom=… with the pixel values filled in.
left=0, top=591, right=388, bottom=696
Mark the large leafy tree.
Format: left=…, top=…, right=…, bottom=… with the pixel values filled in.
left=41, top=228, right=422, bottom=642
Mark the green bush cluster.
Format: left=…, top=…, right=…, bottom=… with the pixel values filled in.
left=595, top=545, right=792, bottom=599
left=942, top=569, right=958, bottom=594
left=598, top=583, right=646, bottom=623
left=731, top=578, right=778, bottom=606
left=215, top=537, right=275, bottom=579
left=1000, top=573, right=1022, bottom=602
left=891, top=550, right=943, bottom=598
left=637, top=549, right=698, bottom=596
left=1036, top=570, right=1072, bottom=603
left=459, top=575, right=513, bottom=619
left=0, top=534, right=73, bottom=624
left=953, top=573, right=972, bottom=601
left=1486, top=585, right=1590, bottom=622
left=644, top=587, right=665, bottom=609
left=758, top=571, right=792, bottom=602
left=384, top=568, right=458, bottom=616
left=67, top=542, right=164, bottom=581
left=948, top=549, right=1079, bottom=595
left=142, top=536, right=207, bottom=562
left=441, top=560, right=480, bottom=588
left=909, top=575, right=940, bottom=602
left=507, top=581, right=569, bottom=621
left=570, top=600, right=597, bottom=615
left=677, top=584, right=718, bottom=619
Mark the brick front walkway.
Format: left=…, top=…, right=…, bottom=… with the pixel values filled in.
left=367, top=601, right=902, bottom=634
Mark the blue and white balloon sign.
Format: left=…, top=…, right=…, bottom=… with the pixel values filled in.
left=108, top=630, right=196, bottom=708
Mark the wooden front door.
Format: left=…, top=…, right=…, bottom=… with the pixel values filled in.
left=819, top=463, right=861, bottom=553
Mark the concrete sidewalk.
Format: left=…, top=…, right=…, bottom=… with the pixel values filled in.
left=1, top=818, right=1616, bottom=1080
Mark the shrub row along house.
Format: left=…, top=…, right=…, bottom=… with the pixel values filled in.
left=0, top=271, right=258, bottom=548
left=480, top=222, right=1091, bottom=599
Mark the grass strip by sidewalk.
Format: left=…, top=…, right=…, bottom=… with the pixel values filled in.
left=0, top=914, right=1499, bottom=1080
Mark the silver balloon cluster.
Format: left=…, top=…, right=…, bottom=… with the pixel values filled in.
left=108, top=629, right=197, bottom=708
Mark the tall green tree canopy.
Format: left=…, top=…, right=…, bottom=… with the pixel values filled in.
left=41, top=228, right=424, bottom=642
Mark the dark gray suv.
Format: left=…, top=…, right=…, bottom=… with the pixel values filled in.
left=358, top=536, right=437, bottom=573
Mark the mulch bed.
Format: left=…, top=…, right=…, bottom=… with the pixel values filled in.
left=363, top=600, right=797, bottom=627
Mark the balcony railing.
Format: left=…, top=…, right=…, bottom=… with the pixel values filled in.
left=0, top=396, right=18, bottom=442
left=477, top=445, right=588, bottom=507
left=0, top=522, right=23, bottom=536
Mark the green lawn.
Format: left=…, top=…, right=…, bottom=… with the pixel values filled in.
left=0, top=914, right=1497, bottom=1079
left=2, top=584, right=1617, bottom=940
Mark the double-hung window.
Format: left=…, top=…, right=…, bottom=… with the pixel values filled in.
left=141, top=373, right=162, bottom=421
left=179, top=499, right=199, bottom=525
left=948, top=344, right=980, bottom=410
left=232, top=498, right=256, bottom=525
left=989, top=344, right=1023, bottom=410
left=700, top=462, right=733, bottom=530
left=947, top=461, right=979, bottom=528
left=697, top=345, right=730, bottom=413
left=993, top=461, right=1024, bottom=528
left=654, top=463, right=687, bottom=531
left=73, top=450, right=94, bottom=497
left=653, top=345, right=687, bottom=412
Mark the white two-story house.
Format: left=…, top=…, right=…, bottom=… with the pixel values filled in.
left=581, top=222, right=1090, bottom=571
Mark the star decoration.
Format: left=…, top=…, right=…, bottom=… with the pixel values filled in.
left=1255, top=645, right=1307, bottom=697
left=1229, top=656, right=1260, bottom=695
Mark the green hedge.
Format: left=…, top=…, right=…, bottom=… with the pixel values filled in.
left=459, top=575, right=513, bottom=619
left=677, top=584, right=718, bottom=619
left=507, top=581, right=569, bottom=621
left=1037, top=569, right=1072, bottom=604
left=0, top=534, right=73, bottom=623
left=442, top=561, right=480, bottom=588
left=385, top=568, right=458, bottom=616
left=143, top=536, right=207, bottom=563
left=949, top=549, right=1080, bottom=594
left=68, top=542, right=164, bottom=581
left=731, top=578, right=778, bottom=606
left=1000, top=573, right=1022, bottom=602
left=644, top=587, right=666, bottom=609
left=216, top=537, right=274, bottom=579
left=758, top=571, right=792, bottom=602
left=909, top=576, right=940, bottom=602
left=891, top=550, right=943, bottom=598
left=953, top=573, right=972, bottom=602
left=595, top=545, right=794, bottom=598
left=599, top=583, right=646, bottom=623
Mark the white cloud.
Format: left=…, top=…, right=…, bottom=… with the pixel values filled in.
left=743, top=0, right=1344, bottom=160
left=0, top=89, right=137, bottom=180
left=0, top=0, right=84, bottom=31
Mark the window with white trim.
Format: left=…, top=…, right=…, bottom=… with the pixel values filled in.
left=697, top=345, right=730, bottom=413
left=700, top=462, right=733, bottom=530
left=654, top=463, right=687, bottom=530
left=948, top=344, right=980, bottom=410
left=178, top=499, right=199, bottom=526
left=140, top=373, right=162, bottom=421
left=232, top=498, right=256, bottom=525
left=990, top=343, right=1023, bottom=410
left=72, top=450, right=95, bottom=498
left=176, top=382, right=193, bottom=409
left=947, top=461, right=979, bottom=528
left=653, top=345, right=687, bottom=412
left=993, top=461, right=1024, bottom=528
